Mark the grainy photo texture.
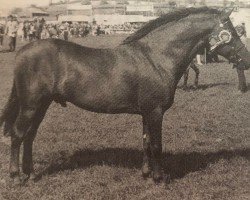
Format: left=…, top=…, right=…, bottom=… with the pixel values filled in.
left=0, top=0, right=249, bottom=199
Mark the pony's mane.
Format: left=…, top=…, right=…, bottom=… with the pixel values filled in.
left=122, top=7, right=221, bottom=44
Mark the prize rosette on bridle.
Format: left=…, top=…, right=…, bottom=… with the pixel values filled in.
left=209, top=26, right=232, bottom=51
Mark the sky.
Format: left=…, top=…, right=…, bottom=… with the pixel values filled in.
left=0, top=0, right=249, bottom=11
left=1, top=0, right=51, bottom=10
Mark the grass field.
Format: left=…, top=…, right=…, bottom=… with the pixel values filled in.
left=0, top=35, right=249, bottom=200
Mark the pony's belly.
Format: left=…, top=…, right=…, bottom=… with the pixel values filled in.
left=66, top=87, right=139, bottom=114
left=69, top=97, right=138, bottom=114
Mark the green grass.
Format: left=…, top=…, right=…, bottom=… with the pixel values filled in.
left=0, top=35, right=249, bottom=200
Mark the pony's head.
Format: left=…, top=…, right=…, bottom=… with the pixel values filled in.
left=209, top=9, right=250, bottom=69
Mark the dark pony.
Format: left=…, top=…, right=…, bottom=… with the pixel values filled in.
left=1, top=7, right=250, bottom=185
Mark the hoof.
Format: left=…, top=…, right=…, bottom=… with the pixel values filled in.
left=163, top=174, right=171, bottom=185
left=10, top=176, right=22, bottom=187
left=153, top=171, right=163, bottom=184
left=142, top=165, right=151, bottom=179
left=29, top=173, right=36, bottom=181
left=182, top=86, right=188, bottom=91
left=239, top=89, right=247, bottom=93
left=21, top=173, right=36, bottom=184
left=193, top=85, right=198, bottom=90
left=237, top=89, right=247, bottom=94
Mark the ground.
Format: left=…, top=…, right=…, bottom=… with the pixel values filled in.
left=0, top=35, right=249, bottom=200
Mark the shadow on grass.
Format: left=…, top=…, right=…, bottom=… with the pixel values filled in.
left=35, top=147, right=250, bottom=181
left=246, top=83, right=250, bottom=92
left=178, top=82, right=231, bottom=91
left=0, top=49, right=12, bottom=53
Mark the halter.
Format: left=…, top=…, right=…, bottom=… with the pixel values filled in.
left=209, top=20, right=232, bottom=51
left=229, top=42, right=246, bottom=65
left=208, top=20, right=246, bottom=65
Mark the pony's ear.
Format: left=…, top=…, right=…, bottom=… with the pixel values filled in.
left=221, top=8, right=234, bottom=20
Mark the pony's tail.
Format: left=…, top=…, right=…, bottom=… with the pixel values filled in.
left=0, top=82, right=19, bottom=137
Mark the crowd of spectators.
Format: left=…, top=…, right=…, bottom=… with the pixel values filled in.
left=19, top=18, right=145, bottom=42
left=0, top=16, right=145, bottom=51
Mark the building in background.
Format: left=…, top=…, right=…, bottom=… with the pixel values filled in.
left=18, top=7, right=49, bottom=18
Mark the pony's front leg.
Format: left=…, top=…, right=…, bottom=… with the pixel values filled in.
left=141, top=117, right=151, bottom=178
left=144, top=107, right=163, bottom=183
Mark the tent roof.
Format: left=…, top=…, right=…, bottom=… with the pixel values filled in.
left=27, top=7, right=48, bottom=14
left=58, top=15, right=92, bottom=22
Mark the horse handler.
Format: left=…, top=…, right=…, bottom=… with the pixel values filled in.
left=5, top=15, right=19, bottom=52
left=0, top=23, right=4, bottom=48
left=234, top=22, right=249, bottom=92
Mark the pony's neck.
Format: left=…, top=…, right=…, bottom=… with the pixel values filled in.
left=138, top=14, right=217, bottom=80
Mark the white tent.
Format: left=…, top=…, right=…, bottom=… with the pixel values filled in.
left=58, top=15, right=92, bottom=22
left=126, top=5, right=154, bottom=12
left=94, top=14, right=156, bottom=25
left=67, top=3, right=92, bottom=11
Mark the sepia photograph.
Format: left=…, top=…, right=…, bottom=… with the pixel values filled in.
left=0, top=0, right=249, bottom=199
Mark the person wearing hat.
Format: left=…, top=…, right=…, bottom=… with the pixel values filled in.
left=5, top=15, right=19, bottom=52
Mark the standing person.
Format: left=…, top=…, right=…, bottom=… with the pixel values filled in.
left=234, top=22, right=248, bottom=92
left=23, top=20, right=30, bottom=41
left=63, top=22, right=69, bottom=41
left=0, top=23, right=4, bottom=48
left=240, top=22, right=247, bottom=46
left=34, top=18, right=41, bottom=40
left=29, top=22, right=35, bottom=41
left=5, top=15, right=19, bottom=52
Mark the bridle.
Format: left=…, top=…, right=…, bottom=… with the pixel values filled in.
left=209, top=20, right=233, bottom=51
left=228, top=42, right=245, bottom=64
left=208, top=20, right=246, bottom=64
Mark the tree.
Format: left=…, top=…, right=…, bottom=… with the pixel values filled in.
left=200, top=0, right=206, bottom=6
left=10, top=7, right=23, bottom=15
left=223, top=0, right=228, bottom=7
left=81, top=0, right=91, bottom=5
left=169, top=1, right=177, bottom=7
left=100, top=0, right=109, bottom=5
left=30, top=4, right=37, bottom=7
left=186, top=0, right=196, bottom=6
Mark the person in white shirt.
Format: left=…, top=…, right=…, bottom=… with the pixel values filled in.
left=5, top=15, right=19, bottom=52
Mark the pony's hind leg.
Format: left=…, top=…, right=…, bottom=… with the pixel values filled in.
left=142, top=116, right=152, bottom=178
left=22, top=100, right=51, bottom=182
left=10, top=107, right=37, bottom=185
